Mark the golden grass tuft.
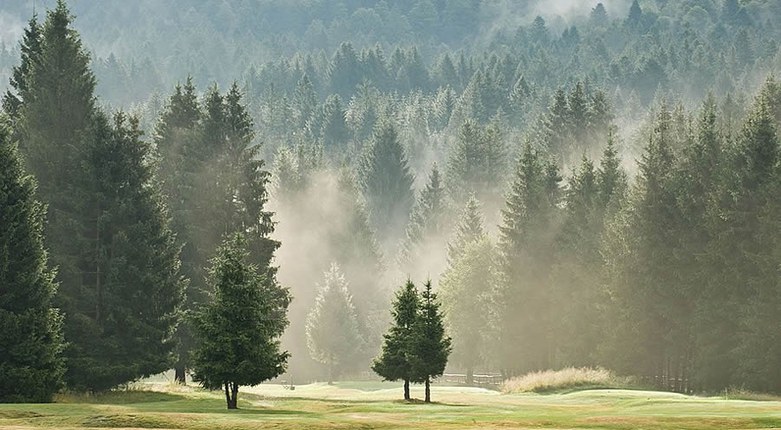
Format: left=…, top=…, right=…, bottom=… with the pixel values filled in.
left=502, top=367, right=624, bottom=394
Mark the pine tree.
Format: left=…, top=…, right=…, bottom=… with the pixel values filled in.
left=192, top=233, right=291, bottom=409
left=627, top=0, right=643, bottom=28
left=410, top=281, right=451, bottom=403
left=320, top=94, right=350, bottom=153
left=0, top=121, right=64, bottom=402
left=372, top=280, right=420, bottom=401
left=400, top=163, right=447, bottom=267
left=605, top=104, right=690, bottom=385
left=63, top=112, right=185, bottom=391
left=20, top=0, right=96, bottom=192
left=439, top=237, right=495, bottom=385
left=496, top=144, right=561, bottom=376
left=360, top=121, right=415, bottom=243
left=2, top=15, right=42, bottom=122
left=305, top=264, right=363, bottom=383
left=154, top=77, right=203, bottom=384
left=447, top=194, right=486, bottom=264
left=446, top=119, right=507, bottom=207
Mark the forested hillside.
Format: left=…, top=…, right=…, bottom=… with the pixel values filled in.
left=2, top=0, right=781, bottom=400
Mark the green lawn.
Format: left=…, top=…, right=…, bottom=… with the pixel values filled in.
left=2, top=381, right=781, bottom=429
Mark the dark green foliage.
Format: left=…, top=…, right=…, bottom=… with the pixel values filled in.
left=8, top=2, right=183, bottom=392
left=496, top=144, right=561, bottom=376
left=156, top=80, right=279, bottom=384
left=192, top=233, right=290, bottom=409
left=372, top=280, right=420, bottom=401
left=62, top=112, right=185, bottom=392
left=410, top=281, right=451, bottom=403
left=0, top=122, right=65, bottom=403
left=360, top=121, right=415, bottom=242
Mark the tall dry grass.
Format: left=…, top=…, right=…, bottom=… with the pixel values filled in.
left=502, top=367, right=625, bottom=394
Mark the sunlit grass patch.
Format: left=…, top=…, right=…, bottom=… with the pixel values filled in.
left=502, top=367, right=633, bottom=394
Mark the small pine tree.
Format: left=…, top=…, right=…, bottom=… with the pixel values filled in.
left=372, top=280, right=420, bottom=401
left=306, top=264, right=364, bottom=383
left=0, top=122, right=65, bottom=402
left=410, top=281, right=451, bottom=403
left=191, top=233, right=291, bottom=409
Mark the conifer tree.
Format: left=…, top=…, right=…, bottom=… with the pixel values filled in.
left=496, top=144, right=561, bottom=376
left=606, top=104, right=689, bottom=384
left=2, top=15, right=42, bottom=122
left=439, top=237, right=495, bottom=385
left=447, top=194, right=486, bottom=264
left=64, top=112, right=185, bottom=391
left=410, top=281, right=451, bottom=403
left=192, top=233, right=290, bottom=409
left=305, top=264, right=363, bottom=383
left=360, top=121, right=415, bottom=243
left=154, top=77, right=203, bottom=384
left=0, top=122, right=64, bottom=402
left=372, top=280, right=420, bottom=401
left=400, top=163, right=447, bottom=266
left=20, top=0, right=96, bottom=191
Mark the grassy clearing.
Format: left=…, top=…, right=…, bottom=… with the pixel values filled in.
left=501, top=367, right=634, bottom=394
left=1, top=381, right=781, bottom=429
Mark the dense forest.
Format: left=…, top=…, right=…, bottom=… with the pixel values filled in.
left=3, top=0, right=781, bottom=403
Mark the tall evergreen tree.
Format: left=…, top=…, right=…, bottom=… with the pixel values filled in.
left=0, top=122, right=64, bottom=402
left=496, top=144, right=561, bottom=376
left=154, top=77, right=202, bottom=384
left=360, top=121, right=415, bottom=243
left=439, top=237, right=495, bottom=385
left=64, top=112, right=185, bottom=391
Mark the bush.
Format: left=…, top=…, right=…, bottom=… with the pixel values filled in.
left=502, top=367, right=627, bottom=394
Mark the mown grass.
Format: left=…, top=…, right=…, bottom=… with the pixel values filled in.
left=1, top=381, right=781, bottom=429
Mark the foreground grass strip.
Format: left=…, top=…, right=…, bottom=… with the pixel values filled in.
left=2, top=383, right=781, bottom=429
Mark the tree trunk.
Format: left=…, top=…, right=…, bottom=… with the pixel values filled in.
left=224, top=382, right=231, bottom=409
left=174, top=365, right=186, bottom=385
left=466, top=367, right=474, bottom=385
left=425, top=377, right=431, bottom=403
left=328, top=360, right=334, bottom=385
left=229, top=383, right=239, bottom=409
left=403, top=378, right=410, bottom=401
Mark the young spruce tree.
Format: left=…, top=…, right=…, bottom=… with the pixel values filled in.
left=372, top=280, right=420, bottom=401
left=410, top=281, right=451, bottom=403
left=192, top=233, right=291, bottom=409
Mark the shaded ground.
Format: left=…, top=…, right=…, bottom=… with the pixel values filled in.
left=1, top=381, right=781, bottom=429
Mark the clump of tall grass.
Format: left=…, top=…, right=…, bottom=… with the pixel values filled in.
left=502, top=367, right=624, bottom=394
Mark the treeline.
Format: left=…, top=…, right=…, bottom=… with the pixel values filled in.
left=0, top=2, right=288, bottom=402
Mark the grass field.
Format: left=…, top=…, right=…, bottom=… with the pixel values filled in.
left=2, top=381, right=781, bottom=429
